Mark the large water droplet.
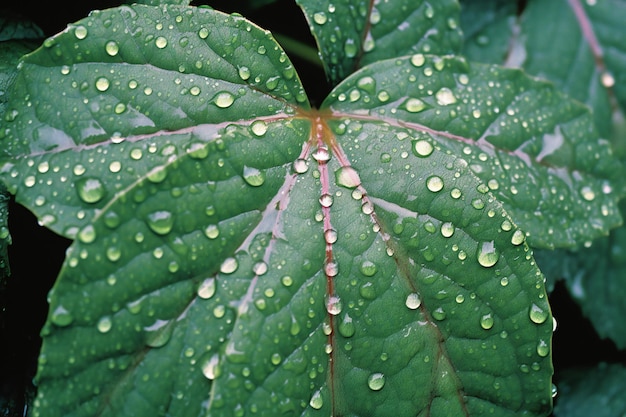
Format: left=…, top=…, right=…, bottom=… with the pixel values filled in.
left=293, top=158, right=309, bottom=173
left=309, top=390, right=323, bottom=409
left=95, top=77, right=110, bottom=92
left=480, top=313, right=494, bottom=330
left=220, top=257, right=238, bottom=274
left=477, top=241, right=499, bottom=267
left=146, top=210, right=174, bottom=235
left=426, top=175, right=444, bottom=192
left=536, top=339, right=550, bottom=357
left=405, top=293, right=421, bottom=309
left=326, top=295, right=342, bottom=315
left=97, top=316, right=113, bottom=333
left=313, top=12, right=327, bottom=24
left=155, top=36, right=168, bottom=48
left=404, top=98, right=427, bottom=113
left=511, top=230, right=525, bottom=245
left=74, top=25, right=88, bottom=39
left=213, top=92, right=235, bottom=108
left=413, top=139, right=434, bottom=157
left=367, top=372, right=385, bottom=391
left=202, top=353, right=221, bottom=380
left=50, top=305, right=73, bottom=327
left=338, top=313, right=355, bottom=337
left=359, top=260, right=377, bottom=277
left=144, top=319, right=174, bottom=347
left=76, top=177, right=106, bottom=204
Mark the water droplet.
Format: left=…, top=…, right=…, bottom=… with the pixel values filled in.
left=204, top=224, right=220, bottom=239
left=50, top=305, right=73, bottom=327
left=511, top=230, right=525, bottom=245
left=97, top=316, right=113, bottom=333
left=477, top=241, right=499, bottom=267
left=335, top=166, right=361, bottom=188
left=243, top=166, right=265, bottom=187
left=404, top=98, right=427, bottom=113
left=312, top=146, right=331, bottom=162
left=426, top=175, right=444, bottom=192
left=432, top=307, right=446, bottom=320
left=338, top=314, right=355, bottom=337
left=253, top=261, right=267, bottom=276
left=213, top=92, right=235, bottom=108
left=76, top=177, right=105, bottom=203
left=580, top=186, right=595, bottom=201
left=220, top=257, right=238, bottom=274
left=360, top=282, right=376, bottom=299
left=74, top=25, right=88, bottom=39
left=309, top=390, right=323, bottom=409
left=413, top=140, right=434, bottom=157
left=313, top=11, right=328, bottom=24
left=198, top=277, right=216, bottom=299
left=202, top=353, right=220, bottom=380
left=326, top=295, right=342, bottom=315
left=529, top=303, right=548, bottom=324
left=410, top=54, right=426, bottom=67
left=405, top=293, right=421, bottom=309
left=601, top=72, right=615, bottom=87
left=435, top=88, right=457, bottom=105
left=105, top=41, right=119, bottom=56
left=367, top=372, right=385, bottom=391
left=480, top=313, right=494, bottom=330
left=293, top=158, right=309, bottom=174
left=324, top=229, right=338, bottom=244
left=78, top=224, right=97, bottom=243
left=344, top=38, right=358, bottom=58
left=250, top=120, right=268, bottom=136
left=440, top=222, right=455, bottom=238
left=155, top=36, right=168, bottom=48
left=536, top=339, right=550, bottom=357
left=95, top=77, right=110, bottom=92
left=146, top=210, right=174, bottom=235
left=319, top=193, right=333, bottom=208
left=359, top=260, right=377, bottom=277
left=198, top=27, right=209, bottom=39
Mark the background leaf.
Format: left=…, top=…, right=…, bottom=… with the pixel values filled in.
left=296, top=0, right=463, bottom=85
left=0, top=4, right=563, bottom=417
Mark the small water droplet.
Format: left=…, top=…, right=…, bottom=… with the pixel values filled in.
left=536, top=339, right=550, bottom=357
left=95, top=77, right=110, bottom=92
left=309, top=390, right=323, bottom=409
left=359, top=260, right=377, bottom=277
left=326, top=295, right=342, bottom=315
left=105, top=41, right=119, bottom=56
left=144, top=319, right=175, bottom=347
left=580, top=186, right=595, bottom=201
left=413, top=140, right=434, bottom=157
left=324, top=229, right=338, bottom=244
left=146, top=210, right=174, bottom=235
left=293, top=158, right=309, bottom=174
left=155, top=36, right=168, bottom=48
left=202, top=353, right=220, bottom=380
left=313, top=12, right=327, bottom=24
left=335, top=166, right=361, bottom=188
left=253, top=261, right=268, bottom=276
left=97, top=316, right=113, bottom=333
left=410, top=54, right=426, bottom=67
left=220, top=257, right=238, bottom=274
left=78, top=224, right=97, bottom=243
left=50, top=305, right=73, bottom=327
left=426, top=175, right=444, bottom=192
left=319, top=193, right=333, bottom=208
left=74, top=25, right=88, bottom=39
left=243, top=166, right=265, bottom=187
left=213, top=92, right=235, bottom=108
left=367, top=372, right=385, bottom=391
left=250, top=120, right=268, bottom=136
left=198, top=277, right=216, bottom=299
left=204, top=224, right=220, bottom=239
left=440, top=222, right=455, bottom=238
left=480, top=313, right=494, bottom=330
left=405, top=293, right=421, bottom=309
left=344, top=38, right=358, bottom=58
left=360, top=282, right=376, bottom=299
left=76, top=177, right=105, bottom=203
left=198, top=27, right=209, bottom=39
left=511, top=230, right=525, bottom=245
left=404, top=98, right=427, bottom=113
left=338, top=313, right=355, bottom=337
left=477, top=241, right=499, bottom=267
left=432, top=307, right=446, bottom=320
left=435, top=87, right=457, bottom=105
left=529, top=303, right=548, bottom=324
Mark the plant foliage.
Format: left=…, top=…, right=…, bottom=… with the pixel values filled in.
left=0, top=0, right=624, bottom=416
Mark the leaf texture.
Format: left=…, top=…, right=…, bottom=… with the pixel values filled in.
left=2, top=4, right=611, bottom=417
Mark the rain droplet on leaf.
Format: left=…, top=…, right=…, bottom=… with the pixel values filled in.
left=477, top=241, right=499, bottom=267
left=367, top=372, right=385, bottom=391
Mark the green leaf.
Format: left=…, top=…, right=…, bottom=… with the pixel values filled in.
left=535, top=200, right=626, bottom=349
left=296, top=0, right=463, bottom=85
left=3, top=4, right=608, bottom=417
left=461, top=0, right=626, bottom=153
left=553, top=363, right=626, bottom=417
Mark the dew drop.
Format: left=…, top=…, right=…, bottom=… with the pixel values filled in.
left=97, top=316, right=113, bottom=333
left=313, top=12, right=327, bottom=24
left=146, top=210, right=174, bottom=235
left=243, top=166, right=265, bottom=187
left=477, top=241, right=499, bottom=267
left=413, top=139, right=434, bottom=157
left=238, top=66, right=251, bottom=80
left=529, top=303, right=548, bottom=324
left=312, top=146, right=331, bottom=162
left=432, top=307, right=446, bottom=320
left=198, top=27, right=209, bottom=39
left=335, top=166, right=361, bottom=188
left=105, top=41, right=119, bottom=56
left=319, top=193, right=333, bottom=208
left=367, top=372, right=385, bottom=391
left=338, top=313, right=355, bottom=337
left=536, top=339, right=550, bottom=357
left=309, top=390, right=323, bottom=409
left=155, top=36, right=168, bottom=48
left=359, top=282, right=376, bottom=300
left=480, top=313, right=494, bottom=330
left=344, top=38, right=358, bottom=58
left=426, top=175, right=444, bottom=192
left=213, top=92, right=235, bottom=108
left=359, top=260, right=377, bottom=277
left=95, top=77, right=110, bottom=92
left=580, top=186, right=595, bottom=201
left=435, top=87, right=457, bottom=105
left=198, top=277, right=216, bottom=299
left=511, top=230, right=525, bottom=245
left=204, top=224, right=219, bottom=239
left=404, top=98, right=427, bottom=113
left=440, top=222, right=455, bottom=238
left=253, top=261, right=268, bottom=276
left=250, top=120, right=268, bottom=136
left=405, top=293, right=421, bottom=309
left=76, top=177, right=105, bottom=203
left=324, top=229, right=338, bottom=244
left=51, top=305, right=73, bottom=327
left=220, top=257, right=238, bottom=274
left=78, top=224, right=97, bottom=244
left=325, top=295, right=342, bottom=315
left=410, top=53, right=426, bottom=67
left=202, top=354, right=220, bottom=380
left=293, top=158, right=309, bottom=174
left=74, top=25, right=88, bottom=39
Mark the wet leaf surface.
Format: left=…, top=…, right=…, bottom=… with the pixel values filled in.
left=0, top=3, right=621, bottom=417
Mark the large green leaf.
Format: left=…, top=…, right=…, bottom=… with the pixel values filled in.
left=5, top=3, right=623, bottom=416
left=296, top=0, right=463, bottom=85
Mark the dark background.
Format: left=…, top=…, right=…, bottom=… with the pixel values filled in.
left=1, top=1, right=625, bottom=416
